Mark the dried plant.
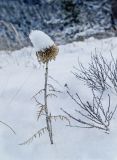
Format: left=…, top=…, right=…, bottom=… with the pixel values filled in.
left=20, top=31, right=70, bottom=145
left=36, top=45, right=59, bottom=64
left=62, top=88, right=117, bottom=133
left=31, top=47, right=58, bottom=144
left=62, top=54, right=117, bottom=133
left=73, top=54, right=117, bottom=94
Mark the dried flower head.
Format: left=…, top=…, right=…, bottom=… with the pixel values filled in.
left=29, top=30, right=59, bottom=63
left=36, top=45, right=59, bottom=63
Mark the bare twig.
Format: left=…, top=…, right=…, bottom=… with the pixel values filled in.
left=0, top=121, right=16, bottom=134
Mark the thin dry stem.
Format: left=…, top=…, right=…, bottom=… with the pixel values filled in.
left=0, top=121, right=16, bottom=134
left=44, top=62, right=53, bottom=144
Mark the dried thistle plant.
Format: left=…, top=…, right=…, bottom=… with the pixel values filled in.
left=36, top=45, right=59, bottom=63
left=36, top=41, right=59, bottom=144
left=20, top=30, right=69, bottom=145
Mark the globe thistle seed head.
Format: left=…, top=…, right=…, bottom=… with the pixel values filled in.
left=29, top=30, right=59, bottom=63
left=36, top=45, right=59, bottom=63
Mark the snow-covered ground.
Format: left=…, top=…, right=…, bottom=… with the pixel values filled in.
left=0, top=37, right=117, bottom=160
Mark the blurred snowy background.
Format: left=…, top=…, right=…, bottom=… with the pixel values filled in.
left=0, top=0, right=117, bottom=50
left=0, top=37, right=117, bottom=160
left=1, top=1, right=117, bottom=160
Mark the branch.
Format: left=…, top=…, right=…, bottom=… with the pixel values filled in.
left=0, top=121, right=16, bottom=134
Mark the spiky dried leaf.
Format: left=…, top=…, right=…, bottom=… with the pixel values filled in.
left=47, top=93, right=57, bottom=98
left=50, top=115, right=71, bottom=125
left=19, top=127, right=47, bottom=145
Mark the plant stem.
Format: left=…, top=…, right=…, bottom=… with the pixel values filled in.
left=44, top=61, right=53, bottom=144
left=0, top=121, right=16, bottom=134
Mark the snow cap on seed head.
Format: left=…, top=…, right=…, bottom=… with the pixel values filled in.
left=29, top=30, right=55, bottom=52
left=29, top=30, right=59, bottom=63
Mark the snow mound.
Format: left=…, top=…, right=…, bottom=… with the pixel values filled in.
left=29, top=30, right=55, bottom=52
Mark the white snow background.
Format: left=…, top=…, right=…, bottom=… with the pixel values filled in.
left=0, top=37, right=117, bottom=160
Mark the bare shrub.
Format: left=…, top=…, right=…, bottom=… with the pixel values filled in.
left=62, top=88, right=117, bottom=133
left=62, top=53, right=117, bottom=133
left=73, top=54, right=117, bottom=94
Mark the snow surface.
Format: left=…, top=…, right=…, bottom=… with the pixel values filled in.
left=0, top=37, right=117, bottom=160
left=29, top=30, right=55, bottom=52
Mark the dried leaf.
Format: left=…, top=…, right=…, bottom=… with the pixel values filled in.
left=19, top=127, right=47, bottom=145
